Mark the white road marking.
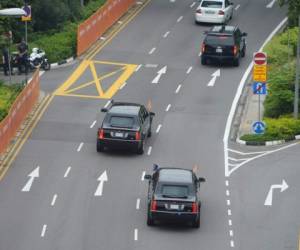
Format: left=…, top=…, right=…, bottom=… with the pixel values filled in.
left=227, top=200, right=231, bottom=206
left=235, top=4, right=240, bottom=10
left=266, top=0, right=276, bottom=8
left=94, top=171, right=108, bottom=196
left=90, top=120, right=97, bottom=128
left=207, top=69, right=220, bottom=87
left=100, top=36, right=106, bottom=40
left=264, top=180, right=288, bottom=206
left=190, top=2, right=196, bottom=8
left=230, top=240, right=235, bottom=247
left=228, top=148, right=269, bottom=155
left=135, top=64, right=142, bottom=72
left=156, top=124, right=162, bottom=133
left=136, top=1, right=143, bottom=4
left=22, top=166, right=40, bottom=192
left=226, top=190, right=230, bottom=196
left=152, top=66, right=167, bottom=84
left=120, top=81, right=127, bottom=89
left=225, top=180, right=229, bottom=186
left=145, top=64, right=158, bottom=68
left=136, top=198, right=140, bottom=210
left=228, top=157, right=249, bottom=162
left=118, top=21, right=123, bottom=24
left=229, top=230, right=234, bottom=237
left=51, top=194, right=58, bottom=206
left=149, top=47, right=156, bottom=55
left=165, top=104, right=171, bottom=112
left=186, top=66, right=193, bottom=74
left=228, top=209, right=232, bottom=216
left=64, top=166, right=71, bottom=178
left=163, top=31, right=170, bottom=38
left=41, top=225, right=47, bottom=237
left=134, top=229, right=138, bottom=241
left=228, top=219, right=232, bottom=226
left=198, top=51, right=202, bottom=57
left=223, top=17, right=288, bottom=177
left=141, top=171, right=146, bottom=181
left=77, top=142, right=84, bottom=152
left=177, top=16, right=183, bottom=23
left=147, top=146, right=152, bottom=156
left=175, top=84, right=182, bottom=94
left=104, top=100, right=111, bottom=108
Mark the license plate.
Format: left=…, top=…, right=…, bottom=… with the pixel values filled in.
left=170, top=204, right=179, bottom=210
left=216, top=48, right=223, bottom=53
left=205, top=10, right=215, bottom=14
left=115, top=132, right=123, bottom=137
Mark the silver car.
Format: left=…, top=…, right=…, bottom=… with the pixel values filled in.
left=195, top=0, right=234, bottom=24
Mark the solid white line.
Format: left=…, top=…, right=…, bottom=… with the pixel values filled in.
left=149, top=47, right=156, bottom=55
left=226, top=190, right=230, bottom=196
left=104, top=100, right=111, bottom=108
left=165, top=104, right=171, bottom=112
left=230, top=240, right=235, bottom=247
left=51, top=194, right=58, bottom=206
left=120, top=82, right=127, bottom=89
left=228, top=148, right=268, bottom=155
left=235, top=4, right=240, bottom=10
left=64, top=166, right=71, bottom=178
left=229, top=230, right=234, bottom=237
left=135, top=64, right=142, bottom=72
left=90, top=120, right=97, bottom=128
left=177, top=16, right=183, bottom=22
left=156, top=124, right=162, bottom=133
left=41, top=225, right=47, bottom=237
left=163, top=31, right=170, bottom=38
left=141, top=171, right=146, bottom=181
left=228, top=219, right=232, bottom=226
left=228, top=157, right=249, bottom=162
left=227, top=200, right=231, bottom=206
left=175, top=84, right=182, bottom=94
left=223, top=17, right=288, bottom=177
left=190, top=2, right=196, bottom=8
left=77, top=142, right=84, bottom=152
left=186, top=66, right=193, bottom=74
left=225, top=180, right=229, bottom=186
left=228, top=209, right=232, bottom=216
left=147, top=146, right=152, bottom=156
left=134, top=229, right=138, bottom=241
left=136, top=198, right=140, bottom=210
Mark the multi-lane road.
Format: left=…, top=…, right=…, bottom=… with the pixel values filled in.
left=0, top=0, right=299, bottom=249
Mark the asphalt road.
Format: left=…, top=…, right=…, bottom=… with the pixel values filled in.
left=0, top=0, right=296, bottom=249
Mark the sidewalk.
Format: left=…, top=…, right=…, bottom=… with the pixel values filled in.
left=0, top=70, right=34, bottom=85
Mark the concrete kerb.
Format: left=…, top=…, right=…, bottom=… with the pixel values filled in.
left=50, top=56, right=76, bottom=69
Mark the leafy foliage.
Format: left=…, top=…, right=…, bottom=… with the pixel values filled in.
left=279, top=0, right=300, bottom=27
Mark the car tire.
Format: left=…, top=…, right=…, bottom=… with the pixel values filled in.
left=97, top=141, right=104, bottom=152
left=241, top=46, right=246, bottom=58
left=195, top=20, right=200, bottom=25
left=147, top=127, right=152, bottom=138
left=201, top=57, right=207, bottom=65
left=137, top=139, right=145, bottom=155
left=233, top=57, right=240, bottom=67
left=147, top=211, right=154, bottom=226
left=192, top=216, right=200, bottom=228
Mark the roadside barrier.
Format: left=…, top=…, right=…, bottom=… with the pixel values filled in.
left=0, top=70, right=40, bottom=155
left=77, top=0, right=135, bottom=56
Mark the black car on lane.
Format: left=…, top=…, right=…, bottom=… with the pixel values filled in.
left=145, top=167, right=205, bottom=228
left=97, top=101, right=155, bottom=154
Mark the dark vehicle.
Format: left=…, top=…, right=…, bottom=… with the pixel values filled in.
left=97, top=101, right=155, bottom=154
left=145, top=167, right=206, bottom=228
left=201, top=25, right=247, bottom=66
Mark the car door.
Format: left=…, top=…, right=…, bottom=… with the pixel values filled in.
left=224, top=0, right=232, bottom=21
left=141, top=107, right=150, bottom=138
left=234, top=29, right=242, bottom=54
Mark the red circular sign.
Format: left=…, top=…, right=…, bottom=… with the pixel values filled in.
left=254, top=52, right=267, bottom=65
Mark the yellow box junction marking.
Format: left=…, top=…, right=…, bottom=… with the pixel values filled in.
left=54, top=60, right=137, bottom=99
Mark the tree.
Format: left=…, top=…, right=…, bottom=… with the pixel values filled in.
left=279, top=0, right=300, bottom=27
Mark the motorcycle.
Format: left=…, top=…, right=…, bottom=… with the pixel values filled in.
left=28, top=48, right=51, bottom=71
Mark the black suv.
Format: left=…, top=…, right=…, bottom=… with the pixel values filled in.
left=97, top=101, right=155, bottom=154
left=201, top=25, right=247, bottom=66
left=145, top=166, right=205, bottom=228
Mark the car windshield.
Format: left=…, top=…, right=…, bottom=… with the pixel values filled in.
left=110, top=116, right=134, bottom=128
left=206, top=35, right=234, bottom=46
left=161, top=185, right=189, bottom=198
left=201, top=1, right=223, bottom=8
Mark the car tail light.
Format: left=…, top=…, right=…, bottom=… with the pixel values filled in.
left=233, top=45, right=238, bottom=56
left=218, top=10, right=225, bottom=15
left=196, top=9, right=202, bottom=14
left=201, top=43, right=206, bottom=53
left=151, top=200, right=157, bottom=211
left=192, top=202, right=198, bottom=213
left=135, top=131, right=141, bottom=140
left=98, top=129, right=104, bottom=139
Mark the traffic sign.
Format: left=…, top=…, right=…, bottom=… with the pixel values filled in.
left=252, top=82, right=267, bottom=95
left=252, top=121, right=266, bottom=134
left=253, top=64, right=267, bottom=82
left=22, top=5, right=31, bottom=21
left=254, top=52, right=267, bottom=65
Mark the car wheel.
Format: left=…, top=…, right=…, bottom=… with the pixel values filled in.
left=195, top=20, right=200, bottom=25
left=147, top=210, right=154, bottom=226
left=241, top=46, right=246, bottom=58
left=201, top=57, right=207, bottom=65
left=137, top=139, right=145, bottom=155
left=97, top=141, right=104, bottom=152
left=233, top=57, right=240, bottom=67
left=147, top=127, right=152, bottom=138
left=192, top=216, right=200, bottom=228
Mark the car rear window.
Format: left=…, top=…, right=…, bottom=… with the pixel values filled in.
left=206, top=35, right=234, bottom=46
left=109, top=116, right=134, bottom=128
left=161, top=185, right=189, bottom=198
left=201, top=1, right=223, bottom=8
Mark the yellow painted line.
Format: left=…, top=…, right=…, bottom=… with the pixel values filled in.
left=0, top=95, right=54, bottom=181
left=89, top=60, right=105, bottom=97
left=53, top=93, right=109, bottom=99
left=93, top=60, right=135, bottom=66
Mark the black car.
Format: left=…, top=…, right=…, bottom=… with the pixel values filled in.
left=97, top=101, right=155, bottom=154
left=201, top=25, right=247, bottom=66
left=145, top=166, right=205, bottom=228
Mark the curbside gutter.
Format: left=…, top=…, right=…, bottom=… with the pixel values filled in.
left=236, top=135, right=300, bottom=146
left=50, top=56, right=76, bottom=69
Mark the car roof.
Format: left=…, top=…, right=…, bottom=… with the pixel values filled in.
left=108, top=102, right=141, bottom=115
left=158, top=168, right=193, bottom=184
left=208, top=25, right=236, bottom=35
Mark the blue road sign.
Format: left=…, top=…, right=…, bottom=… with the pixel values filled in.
left=252, top=121, right=266, bottom=134
left=252, top=82, right=267, bottom=95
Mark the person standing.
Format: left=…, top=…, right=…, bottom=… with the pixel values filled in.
left=2, top=47, right=9, bottom=76
left=17, top=38, right=28, bottom=75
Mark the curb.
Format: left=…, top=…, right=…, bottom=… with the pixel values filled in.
left=50, top=56, right=76, bottom=69
left=236, top=135, right=300, bottom=146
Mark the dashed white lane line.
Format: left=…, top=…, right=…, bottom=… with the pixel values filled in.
left=64, top=166, right=71, bottom=178
left=190, top=2, right=196, bottom=8
left=156, top=124, right=162, bottom=133
left=77, top=142, right=84, bottom=152
left=230, top=240, right=235, bottom=247
left=228, top=209, right=232, bottom=216
left=186, top=66, right=193, bottom=74
left=135, top=64, right=142, bottom=72
left=177, top=16, right=183, bottom=23
left=120, top=81, right=127, bottom=89
left=175, top=84, right=182, bottom=94
left=51, top=194, right=58, bottom=206
left=226, top=190, right=230, bottom=196
left=136, top=198, right=140, bottom=210
left=227, top=200, right=231, bottom=206
left=149, top=47, right=156, bottom=55
left=118, top=21, right=123, bottom=24
left=41, top=225, right=47, bottom=238
left=147, top=146, right=152, bottom=156
left=198, top=52, right=202, bottom=57
left=163, top=31, right=170, bottom=38
left=165, top=104, right=171, bottom=112
left=145, top=64, right=158, bottom=68
left=137, top=1, right=143, bottom=4
left=100, top=36, right=106, bottom=40
left=229, top=230, right=234, bottom=237
left=134, top=229, right=138, bottom=241
left=90, top=120, right=97, bottom=128
left=104, top=100, right=111, bottom=108
left=228, top=219, right=232, bottom=226
left=225, top=180, right=229, bottom=186
left=141, top=171, right=146, bottom=181
left=235, top=4, right=240, bottom=10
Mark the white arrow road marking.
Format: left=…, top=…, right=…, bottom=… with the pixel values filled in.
left=264, top=180, right=288, bottom=206
left=207, top=69, right=220, bottom=87
left=94, top=171, right=108, bottom=196
left=152, top=66, right=167, bottom=84
left=22, top=166, right=39, bottom=192
left=266, top=0, right=276, bottom=8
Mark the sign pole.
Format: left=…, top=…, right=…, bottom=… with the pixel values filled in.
left=258, top=91, right=261, bottom=122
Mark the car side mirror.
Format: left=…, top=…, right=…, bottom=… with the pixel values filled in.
left=101, top=108, right=108, bottom=112
left=198, top=177, right=206, bottom=182
left=150, top=112, right=155, bottom=116
left=144, top=174, right=152, bottom=180
left=242, top=32, right=247, bottom=37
